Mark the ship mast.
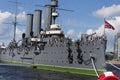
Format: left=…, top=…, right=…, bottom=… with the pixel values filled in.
left=51, top=0, right=58, bottom=24
left=13, top=0, right=18, bottom=41
left=9, top=0, right=20, bottom=42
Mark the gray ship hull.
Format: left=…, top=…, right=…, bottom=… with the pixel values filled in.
left=0, top=38, right=106, bottom=70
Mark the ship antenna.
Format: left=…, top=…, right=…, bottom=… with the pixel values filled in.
left=14, top=0, right=18, bottom=42
left=8, top=0, right=23, bottom=42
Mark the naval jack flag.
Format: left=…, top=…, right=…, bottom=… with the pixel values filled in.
left=104, top=20, right=115, bottom=30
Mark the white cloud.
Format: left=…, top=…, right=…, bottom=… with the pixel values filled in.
left=16, top=28, right=24, bottom=41
left=77, top=32, right=82, bottom=39
left=66, top=29, right=75, bottom=38
left=0, top=11, right=13, bottom=41
left=87, top=29, right=95, bottom=35
left=93, top=4, right=120, bottom=18
left=0, top=11, right=12, bottom=23
left=17, top=11, right=26, bottom=21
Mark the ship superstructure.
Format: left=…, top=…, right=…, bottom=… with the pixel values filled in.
left=0, top=0, right=107, bottom=70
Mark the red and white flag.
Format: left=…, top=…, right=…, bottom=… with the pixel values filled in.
left=104, top=20, right=115, bottom=30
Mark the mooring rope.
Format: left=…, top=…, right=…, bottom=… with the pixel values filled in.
left=91, top=56, right=99, bottom=77
left=109, top=62, right=120, bottom=71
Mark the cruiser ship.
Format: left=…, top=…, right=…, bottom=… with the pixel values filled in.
left=0, top=0, right=107, bottom=71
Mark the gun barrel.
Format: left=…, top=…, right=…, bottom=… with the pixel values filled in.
left=87, top=32, right=96, bottom=38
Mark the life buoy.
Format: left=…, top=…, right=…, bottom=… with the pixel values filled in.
left=98, top=71, right=119, bottom=80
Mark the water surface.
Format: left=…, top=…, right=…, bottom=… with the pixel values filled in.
left=0, top=64, right=97, bottom=80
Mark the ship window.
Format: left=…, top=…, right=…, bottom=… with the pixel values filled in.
left=97, top=47, right=100, bottom=50
left=90, top=51, right=92, bottom=53
left=101, top=42, right=103, bottom=44
left=3, top=52, right=5, bottom=54
left=18, top=53, right=20, bottom=55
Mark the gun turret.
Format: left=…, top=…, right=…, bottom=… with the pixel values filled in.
left=86, top=32, right=96, bottom=38
left=81, top=32, right=96, bottom=41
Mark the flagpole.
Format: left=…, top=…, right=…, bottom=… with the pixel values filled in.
left=104, top=18, right=105, bottom=36
left=103, top=18, right=107, bottom=40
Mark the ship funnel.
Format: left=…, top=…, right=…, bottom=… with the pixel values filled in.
left=26, top=14, right=33, bottom=38
left=44, top=5, right=52, bottom=31
left=51, top=0, right=58, bottom=7
left=33, top=10, right=42, bottom=37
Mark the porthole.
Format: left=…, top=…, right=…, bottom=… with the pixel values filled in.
left=84, top=51, right=86, bottom=53
left=97, top=47, right=100, bottom=50
left=90, top=51, right=92, bottom=53
left=101, top=42, right=103, bottom=44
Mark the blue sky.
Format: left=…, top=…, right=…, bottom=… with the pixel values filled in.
left=0, top=0, right=120, bottom=52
